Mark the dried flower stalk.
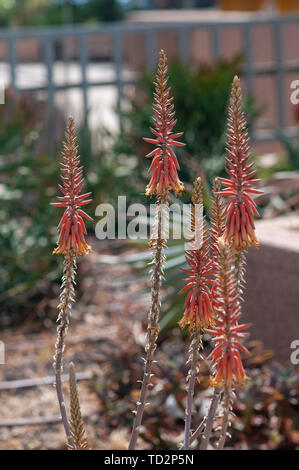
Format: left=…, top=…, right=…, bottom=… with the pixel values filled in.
left=52, top=117, right=92, bottom=446
left=68, top=362, right=88, bottom=450
left=129, top=50, right=184, bottom=450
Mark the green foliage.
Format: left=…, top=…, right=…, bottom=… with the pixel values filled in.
left=71, top=0, right=124, bottom=24
left=78, top=124, right=146, bottom=209
left=275, top=128, right=299, bottom=171
left=0, top=90, right=60, bottom=325
left=0, top=0, right=124, bottom=27
left=0, top=94, right=133, bottom=325
left=0, top=153, right=59, bottom=309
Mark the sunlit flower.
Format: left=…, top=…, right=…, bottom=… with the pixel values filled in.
left=207, top=238, right=249, bottom=388
left=220, top=76, right=262, bottom=250
left=144, top=50, right=184, bottom=197
left=51, top=117, right=92, bottom=256
left=179, top=178, right=214, bottom=330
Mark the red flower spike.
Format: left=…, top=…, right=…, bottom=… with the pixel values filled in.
left=52, top=117, right=92, bottom=256
left=179, top=178, right=214, bottom=331
left=144, top=50, right=184, bottom=197
left=208, top=238, right=249, bottom=389
left=220, top=76, right=262, bottom=250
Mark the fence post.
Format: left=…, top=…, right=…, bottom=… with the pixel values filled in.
left=8, top=38, right=18, bottom=96
left=113, top=30, right=123, bottom=131
left=273, top=20, right=285, bottom=132
left=44, top=35, right=55, bottom=155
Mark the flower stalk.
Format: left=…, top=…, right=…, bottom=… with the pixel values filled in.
left=199, top=388, right=221, bottom=450
left=129, top=50, right=184, bottom=450
left=68, top=362, right=88, bottom=450
left=179, top=178, right=214, bottom=332
left=207, top=238, right=249, bottom=448
left=220, top=76, right=261, bottom=297
left=220, top=76, right=261, bottom=251
left=52, top=117, right=92, bottom=446
left=204, top=78, right=262, bottom=448
left=197, top=179, right=225, bottom=450
left=179, top=177, right=214, bottom=450
left=128, top=199, right=167, bottom=450
left=217, top=386, right=234, bottom=450
left=53, top=251, right=76, bottom=445
left=184, top=330, right=202, bottom=450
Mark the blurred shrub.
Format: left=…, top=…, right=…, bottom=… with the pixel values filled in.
left=78, top=124, right=143, bottom=208
left=0, top=89, right=61, bottom=326
left=0, top=0, right=124, bottom=28
left=0, top=90, right=129, bottom=326
left=275, top=128, right=299, bottom=171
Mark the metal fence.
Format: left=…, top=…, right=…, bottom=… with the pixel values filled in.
left=1, top=15, right=299, bottom=141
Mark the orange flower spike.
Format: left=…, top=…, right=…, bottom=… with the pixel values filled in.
left=144, top=50, right=184, bottom=197
left=220, top=76, right=262, bottom=250
left=208, top=238, right=249, bottom=389
left=52, top=117, right=92, bottom=256
left=179, top=178, right=215, bottom=331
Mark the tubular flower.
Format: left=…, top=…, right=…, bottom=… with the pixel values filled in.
left=220, top=76, right=262, bottom=250
left=179, top=178, right=214, bottom=331
left=144, top=49, right=184, bottom=197
left=52, top=117, right=92, bottom=256
left=207, top=238, right=249, bottom=389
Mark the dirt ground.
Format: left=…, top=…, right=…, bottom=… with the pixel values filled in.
left=0, top=239, right=299, bottom=450
left=0, top=239, right=151, bottom=450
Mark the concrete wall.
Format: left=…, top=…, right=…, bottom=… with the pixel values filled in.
left=244, top=216, right=299, bottom=364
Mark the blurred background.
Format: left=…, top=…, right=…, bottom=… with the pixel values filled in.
left=0, top=0, right=298, bottom=450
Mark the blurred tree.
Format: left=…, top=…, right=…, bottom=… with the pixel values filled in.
left=0, top=0, right=124, bottom=26
left=149, top=0, right=216, bottom=7
left=72, top=0, right=124, bottom=23
left=0, top=0, right=59, bottom=26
